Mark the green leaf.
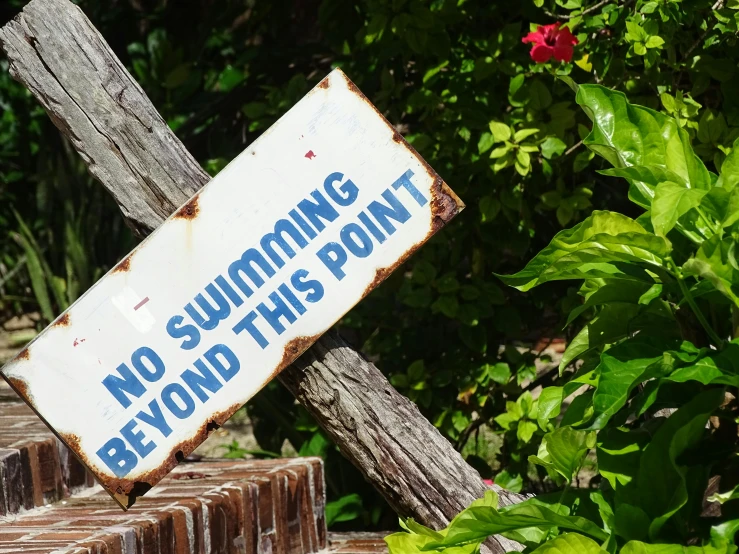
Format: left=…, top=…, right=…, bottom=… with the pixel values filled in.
left=668, top=342, right=739, bottom=387
left=638, top=283, right=662, bottom=305
left=566, top=280, right=654, bottom=325
left=325, top=493, right=363, bottom=525
left=497, top=211, right=670, bottom=292
left=541, top=136, right=567, bottom=159
left=478, top=132, right=495, bottom=154
left=493, top=470, right=523, bottom=493
left=708, top=483, right=739, bottom=504
left=718, top=136, right=739, bottom=190
left=621, top=541, right=735, bottom=554
left=529, top=533, right=607, bottom=554
left=645, top=35, right=665, bottom=49
left=597, top=427, right=650, bottom=490
left=698, top=109, right=728, bottom=145
left=614, top=504, right=651, bottom=541
left=517, top=420, right=538, bottom=443
left=514, top=128, right=540, bottom=142
left=683, top=235, right=739, bottom=308
left=576, top=85, right=712, bottom=197
left=479, top=196, right=501, bottom=223
left=638, top=388, right=725, bottom=539
left=700, top=187, right=739, bottom=228
left=424, top=502, right=609, bottom=548
left=489, top=144, right=512, bottom=158
left=489, top=121, right=512, bottom=142
left=11, top=231, right=54, bottom=323
left=529, top=80, right=553, bottom=111
left=530, top=427, right=595, bottom=482
left=537, top=386, right=564, bottom=429
left=598, top=165, right=687, bottom=209
left=650, top=181, right=707, bottom=236
left=625, top=22, right=648, bottom=42
left=589, top=339, right=675, bottom=429
left=487, top=362, right=511, bottom=384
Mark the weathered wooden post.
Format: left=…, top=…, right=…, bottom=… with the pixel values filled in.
left=0, top=1, right=524, bottom=552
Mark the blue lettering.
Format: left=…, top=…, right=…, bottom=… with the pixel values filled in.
left=392, top=169, right=427, bottom=206
left=289, top=209, right=318, bottom=240
left=131, top=347, right=165, bottom=382
left=181, top=361, right=223, bottom=402
left=358, top=212, right=386, bottom=243
left=316, top=242, right=348, bottom=280
left=102, top=363, right=146, bottom=409
left=136, top=399, right=172, bottom=438
left=290, top=269, right=324, bottom=303
left=341, top=223, right=373, bottom=258
left=324, top=172, right=359, bottom=206
left=120, top=419, right=156, bottom=458
left=204, top=344, right=241, bottom=382
left=228, top=248, right=274, bottom=296
left=260, top=219, right=309, bottom=269
left=233, top=311, right=269, bottom=349
left=297, top=190, right=339, bottom=232
left=185, top=284, right=232, bottom=331
left=96, top=437, right=138, bottom=478
left=257, top=292, right=297, bottom=335
left=215, top=275, right=244, bottom=307
left=367, top=189, right=411, bottom=235
left=278, top=283, right=306, bottom=315
left=167, top=315, right=201, bottom=350
left=161, top=383, right=196, bottom=419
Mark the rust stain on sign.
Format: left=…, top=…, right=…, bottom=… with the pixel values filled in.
left=174, top=194, right=200, bottom=220
left=53, top=313, right=71, bottom=327
left=111, top=255, right=132, bottom=273
left=0, top=68, right=463, bottom=510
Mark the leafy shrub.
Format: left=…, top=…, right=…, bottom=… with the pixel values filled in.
left=386, top=82, right=739, bottom=552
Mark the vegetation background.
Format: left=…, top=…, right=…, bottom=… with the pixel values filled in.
left=1, top=0, right=737, bottom=533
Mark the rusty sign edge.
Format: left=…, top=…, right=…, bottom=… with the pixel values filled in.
left=0, top=68, right=464, bottom=510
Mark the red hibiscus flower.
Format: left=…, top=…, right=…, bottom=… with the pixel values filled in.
left=522, top=23, right=578, bottom=63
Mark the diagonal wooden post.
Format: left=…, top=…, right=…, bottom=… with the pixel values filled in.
left=0, top=1, right=524, bottom=551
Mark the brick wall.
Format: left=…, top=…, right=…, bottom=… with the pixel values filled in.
left=0, top=382, right=389, bottom=554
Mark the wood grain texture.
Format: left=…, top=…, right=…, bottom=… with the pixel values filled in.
left=0, top=1, right=526, bottom=551
left=0, top=0, right=208, bottom=237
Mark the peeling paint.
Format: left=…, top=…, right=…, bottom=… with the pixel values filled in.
left=99, top=402, right=243, bottom=509
left=175, top=194, right=200, bottom=220
left=53, top=313, right=71, bottom=327
left=6, top=376, right=31, bottom=405
left=111, top=255, right=131, bottom=273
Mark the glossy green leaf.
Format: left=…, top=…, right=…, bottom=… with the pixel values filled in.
left=598, top=165, right=687, bottom=208
left=650, top=181, right=708, bottom=236
left=639, top=388, right=724, bottom=539
left=424, top=502, right=609, bottom=548
left=489, top=121, right=511, bottom=142
left=683, top=235, right=739, bottom=307
left=589, top=339, right=675, bottom=429
left=530, top=427, right=596, bottom=482
left=497, top=211, right=670, bottom=292
left=621, top=541, right=734, bottom=554
left=541, top=136, right=567, bottom=159
left=718, top=136, right=739, bottom=190
left=529, top=533, right=607, bottom=554
left=576, top=85, right=712, bottom=202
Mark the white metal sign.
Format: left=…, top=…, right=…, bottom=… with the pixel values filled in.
left=0, top=69, right=463, bottom=509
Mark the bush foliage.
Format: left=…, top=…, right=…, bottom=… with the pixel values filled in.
left=1, top=0, right=738, bottom=532
left=387, top=81, right=739, bottom=553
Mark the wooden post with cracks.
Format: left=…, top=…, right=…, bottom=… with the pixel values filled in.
left=0, top=1, right=525, bottom=551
